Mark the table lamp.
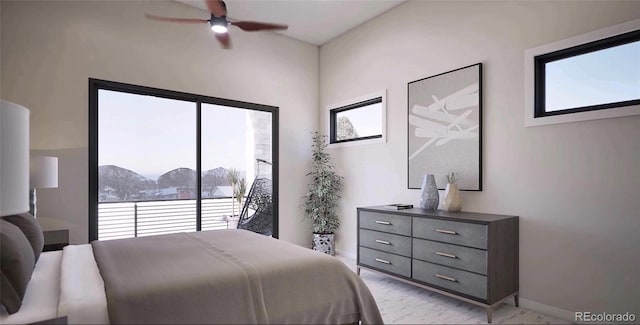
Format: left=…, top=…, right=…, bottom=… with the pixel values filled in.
left=1, top=99, right=30, bottom=217
left=30, top=156, right=58, bottom=218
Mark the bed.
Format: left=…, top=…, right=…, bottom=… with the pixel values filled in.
left=1, top=229, right=383, bottom=324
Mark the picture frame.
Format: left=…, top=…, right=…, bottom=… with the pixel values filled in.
left=407, top=63, right=482, bottom=191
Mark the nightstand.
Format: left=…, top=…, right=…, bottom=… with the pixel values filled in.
left=43, top=229, right=69, bottom=252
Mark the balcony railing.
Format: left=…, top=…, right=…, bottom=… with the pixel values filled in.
left=98, top=197, right=240, bottom=241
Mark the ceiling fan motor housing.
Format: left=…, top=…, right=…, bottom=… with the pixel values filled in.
left=210, top=15, right=228, bottom=33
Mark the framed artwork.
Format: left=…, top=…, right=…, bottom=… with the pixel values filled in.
left=407, top=63, right=482, bottom=191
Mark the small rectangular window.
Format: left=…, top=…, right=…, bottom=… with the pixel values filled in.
left=534, top=29, right=640, bottom=118
left=327, top=91, right=386, bottom=146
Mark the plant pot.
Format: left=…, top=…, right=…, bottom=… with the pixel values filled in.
left=443, top=183, right=463, bottom=212
left=226, top=215, right=240, bottom=229
left=312, top=233, right=335, bottom=256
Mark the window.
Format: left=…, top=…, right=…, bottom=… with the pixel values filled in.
left=524, top=18, right=640, bottom=127
left=89, top=79, right=278, bottom=241
left=535, top=30, right=640, bottom=117
left=327, top=90, right=386, bottom=146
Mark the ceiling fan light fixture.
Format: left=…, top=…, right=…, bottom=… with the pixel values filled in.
left=210, top=16, right=228, bottom=34
left=211, top=25, right=228, bottom=33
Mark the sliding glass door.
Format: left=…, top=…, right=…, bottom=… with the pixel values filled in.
left=89, top=79, right=278, bottom=241
left=200, top=104, right=273, bottom=232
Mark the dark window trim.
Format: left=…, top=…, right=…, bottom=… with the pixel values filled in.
left=88, top=78, right=279, bottom=241
left=534, top=29, right=640, bottom=118
left=329, top=97, right=383, bottom=144
left=196, top=101, right=202, bottom=232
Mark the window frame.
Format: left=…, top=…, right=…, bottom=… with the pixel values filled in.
left=535, top=29, right=640, bottom=118
left=88, top=78, right=279, bottom=241
left=524, top=18, right=640, bottom=127
left=326, top=90, right=386, bottom=147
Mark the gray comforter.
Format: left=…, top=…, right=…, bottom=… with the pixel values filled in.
left=91, top=229, right=383, bottom=324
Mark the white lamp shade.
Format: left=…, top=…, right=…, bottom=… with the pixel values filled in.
left=1, top=99, right=30, bottom=216
left=30, top=156, right=58, bottom=188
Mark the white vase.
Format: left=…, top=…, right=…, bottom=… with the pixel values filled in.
left=443, top=183, right=462, bottom=212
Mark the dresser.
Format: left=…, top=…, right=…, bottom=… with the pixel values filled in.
left=357, top=206, right=518, bottom=323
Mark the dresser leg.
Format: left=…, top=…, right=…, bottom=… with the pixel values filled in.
left=486, top=307, right=493, bottom=323
left=514, top=294, right=519, bottom=307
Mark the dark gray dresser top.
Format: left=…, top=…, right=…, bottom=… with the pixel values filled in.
left=358, top=206, right=518, bottom=224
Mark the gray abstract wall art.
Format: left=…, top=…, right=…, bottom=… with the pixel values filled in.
left=408, top=63, right=482, bottom=191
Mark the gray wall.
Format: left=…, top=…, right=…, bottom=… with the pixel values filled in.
left=319, top=0, right=640, bottom=318
left=1, top=0, right=318, bottom=246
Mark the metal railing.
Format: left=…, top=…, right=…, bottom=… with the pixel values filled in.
left=98, top=197, right=240, bottom=241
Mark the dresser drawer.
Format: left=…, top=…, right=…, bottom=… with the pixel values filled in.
left=413, top=238, right=487, bottom=275
left=359, top=247, right=411, bottom=277
left=413, top=259, right=487, bottom=299
left=359, top=211, right=411, bottom=236
left=360, top=229, right=411, bottom=257
left=413, top=218, right=487, bottom=249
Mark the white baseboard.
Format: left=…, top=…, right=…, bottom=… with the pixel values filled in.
left=506, top=297, right=574, bottom=323
left=335, top=249, right=356, bottom=260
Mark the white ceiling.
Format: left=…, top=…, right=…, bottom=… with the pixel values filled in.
left=175, top=0, right=405, bottom=46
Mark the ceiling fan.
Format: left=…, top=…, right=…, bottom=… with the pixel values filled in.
left=145, top=0, right=288, bottom=49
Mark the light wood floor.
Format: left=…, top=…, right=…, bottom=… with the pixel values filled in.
left=337, top=256, right=570, bottom=324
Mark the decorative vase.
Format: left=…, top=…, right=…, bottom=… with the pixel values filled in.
left=420, top=174, right=439, bottom=210
left=443, top=183, right=463, bottom=212
left=312, top=233, right=335, bottom=256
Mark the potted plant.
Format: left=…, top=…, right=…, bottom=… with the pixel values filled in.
left=302, top=132, right=343, bottom=255
left=235, top=178, right=247, bottom=210
left=226, top=168, right=241, bottom=228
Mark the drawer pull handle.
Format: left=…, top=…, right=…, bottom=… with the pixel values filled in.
left=375, top=258, right=391, bottom=264
left=435, top=229, right=458, bottom=235
left=435, top=274, right=457, bottom=282
left=375, top=239, right=391, bottom=245
left=435, top=251, right=457, bottom=259
left=375, top=220, right=392, bottom=225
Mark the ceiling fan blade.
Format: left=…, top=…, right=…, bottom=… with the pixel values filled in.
left=205, top=0, right=227, bottom=17
left=230, top=21, right=288, bottom=32
left=215, top=33, right=231, bottom=49
left=145, top=14, right=208, bottom=24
